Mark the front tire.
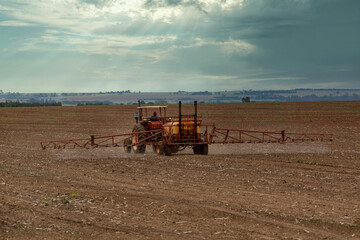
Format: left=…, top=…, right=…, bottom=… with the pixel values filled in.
left=193, top=144, right=208, bottom=155
left=201, top=144, right=208, bottom=155
left=193, top=145, right=201, bottom=154
left=155, top=144, right=164, bottom=155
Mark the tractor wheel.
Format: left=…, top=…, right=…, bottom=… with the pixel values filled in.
left=193, top=144, right=208, bottom=155
left=193, top=145, right=202, bottom=155
left=171, top=145, right=179, bottom=153
left=164, top=145, right=172, bottom=156
left=124, top=138, right=132, bottom=153
left=201, top=144, right=209, bottom=155
left=132, top=124, right=146, bottom=154
left=155, top=144, right=164, bottom=155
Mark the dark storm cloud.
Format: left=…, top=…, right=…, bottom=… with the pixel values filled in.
left=94, top=0, right=360, bottom=88
left=143, top=0, right=208, bottom=13
left=163, top=0, right=360, bottom=88
left=235, top=0, right=360, bottom=86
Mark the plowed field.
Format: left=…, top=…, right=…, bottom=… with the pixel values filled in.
left=1, top=101, right=360, bottom=239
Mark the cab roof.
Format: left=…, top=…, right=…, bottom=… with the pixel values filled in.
left=137, top=106, right=167, bottom=109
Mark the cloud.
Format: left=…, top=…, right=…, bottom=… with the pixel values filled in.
left=143, top=0, right=244, bottom=13
left=0, top=0, right=359, bottom=92
left=0, top=20, right=34, bottom=27
left=218, top=39, right=255, bottom=55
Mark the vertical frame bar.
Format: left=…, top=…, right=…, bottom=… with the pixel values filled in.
left=194, top=101, right=197, bottom=141
left=91, top=135, right=95, bottom=146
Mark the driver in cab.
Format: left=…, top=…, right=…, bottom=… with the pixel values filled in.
left=150, top=112, right=159, bottom=121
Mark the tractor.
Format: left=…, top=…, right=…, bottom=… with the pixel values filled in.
left=125, top=101, right=208, bottom=156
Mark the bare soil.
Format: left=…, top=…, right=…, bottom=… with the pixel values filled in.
left=1, top=101, right=360, bottom=239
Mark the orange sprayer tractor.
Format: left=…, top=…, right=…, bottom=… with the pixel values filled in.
left=41, top=101, right=333, bottom=156
left=125, top=101, right=208, bottom=156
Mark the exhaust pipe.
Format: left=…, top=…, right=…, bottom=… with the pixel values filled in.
left=138, top=100, right=142, bottom=122
left=179, top=101, right=182, bottom=140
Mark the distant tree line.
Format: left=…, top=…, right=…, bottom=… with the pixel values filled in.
left=255, top=93, right=360, bottom=102
left=64, top=100, right=114, bottom=105
left=0, top=92, right=58, bottom=98
left=0, top=101, right=62, bottom=107
left=98, top=90, right=131, bottom=94
left=77, top=102, right=111, bottom=106
left=191, top=91, right=212, bottom=95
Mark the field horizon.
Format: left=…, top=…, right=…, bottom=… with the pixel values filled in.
left=1, top=89, right=360, bottom=106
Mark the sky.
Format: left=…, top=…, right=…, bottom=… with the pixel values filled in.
left=0, top=0, right=359, bottom=93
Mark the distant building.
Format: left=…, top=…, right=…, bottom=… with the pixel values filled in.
left=242, top=96, right=250, bottom=103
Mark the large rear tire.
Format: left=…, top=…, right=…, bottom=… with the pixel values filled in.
left=171, top=145, right=179, bottom=153
left=164, top=145, right=172, bottom=156
left=132, top=124, right=146, bottom=154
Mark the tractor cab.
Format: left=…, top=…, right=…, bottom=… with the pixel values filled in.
left=135, top=105, right=168, bottom=131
